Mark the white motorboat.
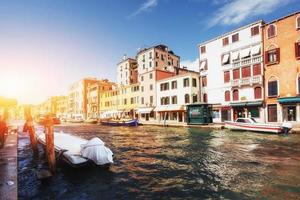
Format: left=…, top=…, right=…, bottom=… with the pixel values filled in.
left=36, top=130, right=113, bottom=167
left=225, top=118, right=292, bottom=134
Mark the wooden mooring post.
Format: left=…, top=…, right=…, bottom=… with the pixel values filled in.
left=44, top=115, right=56, bottom=174
left=23, top=106, right=38, bottom=156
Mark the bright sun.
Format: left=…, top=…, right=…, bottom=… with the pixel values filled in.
left=0, top=71, right=25, bottom=99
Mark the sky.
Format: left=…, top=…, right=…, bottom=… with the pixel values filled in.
left=0, top=0, right=299, bottom=104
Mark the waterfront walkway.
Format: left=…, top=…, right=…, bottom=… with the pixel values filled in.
left=0, top=130, right=17, bottom=200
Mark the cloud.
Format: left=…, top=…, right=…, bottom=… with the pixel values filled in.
left=181, top=58, right=199, bottom=72
left=208, top=0, right=291, bottom=28
left=128, top=0, right=158, bottom=18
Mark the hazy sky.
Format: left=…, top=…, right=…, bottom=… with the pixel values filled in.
left=0, top=0, right=299, bottom=104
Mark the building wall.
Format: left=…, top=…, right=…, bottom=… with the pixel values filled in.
left=117, top=58, right=137, bottom=86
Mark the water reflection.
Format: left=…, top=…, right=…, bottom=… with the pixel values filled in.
left=18, top=125, right=300, bottom=199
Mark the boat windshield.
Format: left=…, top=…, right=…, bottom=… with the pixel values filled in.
left=250, top=118, right=257, bottom=123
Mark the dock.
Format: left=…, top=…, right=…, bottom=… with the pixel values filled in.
left=0, top=130, right=17, bottom=200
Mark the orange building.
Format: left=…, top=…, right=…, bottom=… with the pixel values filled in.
left=263, top=12, right=300, bottom=122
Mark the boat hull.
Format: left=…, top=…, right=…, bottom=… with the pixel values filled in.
left=100, top=119, right=139, bottom=127
left=225, top=122, right=283, bottom=134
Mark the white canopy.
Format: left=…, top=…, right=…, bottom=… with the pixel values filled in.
left=200, top=60, right=206, bottom=70
left=222, top=54, right=230, bottom=64
left=155, top=105, right=185, bottom=112
left=231, top=51, right=239, bottom=60
left=251, top=45, right=261, bottom=55
left=240, top=48, right=251, bottom=58
left=137, top=107, right=154, bottom=114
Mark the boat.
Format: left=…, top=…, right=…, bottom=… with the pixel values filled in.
left=84, top=118, right=98, bottom=124
left=35, top=130, right=114, bottom=167
left=100, top=119, right=139, bottom=126
left=224, top=118, right=292, bottom=134
left=68, top=114, right=84, bottom=123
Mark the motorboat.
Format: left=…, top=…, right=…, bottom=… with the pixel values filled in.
left=224, top=118, right=292, bottom=134
left=35, top=130, right=114, bottom=167
left=68, top=114, right=84, bottom=123
left=100, top=119, right=139, bottom=126
left=84, top=118, right=98, bottom=124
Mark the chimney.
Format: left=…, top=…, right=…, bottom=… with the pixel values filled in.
left=123, top=54, right=127, bottom=60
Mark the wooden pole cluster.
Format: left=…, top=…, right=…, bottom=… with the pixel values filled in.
left=44, top=115, right=56, bottom=174
left=24, top=106, right=38, bottom=156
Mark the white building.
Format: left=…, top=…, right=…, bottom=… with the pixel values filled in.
left=155, top=71, right=200, bottom=124
left=117, top=57, right=138, bottom=86
left=198, top=20, right=264, bottom=122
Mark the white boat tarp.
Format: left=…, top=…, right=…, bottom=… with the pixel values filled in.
left=81, top=138, right=114, bottom=165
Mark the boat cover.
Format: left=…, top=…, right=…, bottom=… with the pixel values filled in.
left=81, top=138, right=114, bottom=165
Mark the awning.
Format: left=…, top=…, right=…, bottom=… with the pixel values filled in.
left=230, top=101, right=263, bottom=107
left=200, top=60, right=206, bottom=70
left=240, top=48, right=250, bottom=58
left=231, top=51, right=239, bottom=60
left=154, top=105, right=185, bottom=112
left=278, top=96, right=300, bottom=104
left=251, top=45, right=261, bottom=55
left=137, top=107, right=154, bottom=114
left=222, top=54, right=230, bottom=64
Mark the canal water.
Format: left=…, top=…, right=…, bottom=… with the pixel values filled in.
left=18, top=125, right=300, bottom=199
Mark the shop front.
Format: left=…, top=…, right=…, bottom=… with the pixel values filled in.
left=186, top=103, right=213, bottom=125
left=230, top=101, right=263, bottom=122
left=137, top=107, right=155, bottom=121
left=155, top=105, right=186, bottom=124
left=278, top=97, right=300, bottom=122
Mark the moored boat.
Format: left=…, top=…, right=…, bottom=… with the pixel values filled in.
left=100, top=119, right=139, bottom=126
left=225, top=118, right=292, bottom=134
left=35, top=130, right=114, bottom=167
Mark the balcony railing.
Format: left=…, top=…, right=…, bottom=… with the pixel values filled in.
left=232, top=55, right=262, bottom=68
left=231, top=75, right=262, bottom=87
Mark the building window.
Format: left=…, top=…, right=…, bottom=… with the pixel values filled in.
left=221, top=54, right=230, bottom=65
left=171, top=81, right=177, bottom=89
left=297, top=16, right=300, bottom=29
left=298, top=76, right=300, bottom=94
left=150, top=96, right=153, bottom=104
left=222, top=37, right=229, bottom=46
left=141, top=86, right=144, bottom=92
left=183, top=78, right=189, bottom=87
left=268, top=79, right=278, bottom=97
left=200, top=60, right=207, bottom=70
left=295, top=42, right=300, bottom=59
left=232, top=33, right=239, bottom=43
left=149, top=52, right=152, bottom=59
left=161, top=54, right=164, bottom=61
left=265, top=48, right=280, bottom=64
left=224, top=71, right=230, bottom=83
left=172, top=96, right=177, bottom=104
left=156, top=52, right=159, bottom=58
left=155, top=61, right=158, bottom=67
left=149, top=73, right=153, bottom=79
left=225, top=91, right=230, bottom=101
left=254, top=87, right=262, bottom=99
left=233, top=68, right=240, bottom=80
left=253, top=64, right=261, bottom=75
left=160, top=83, right=169, bottom=91
left=192, top=78, right=197, bottom=87
left=141, top=97, right=144, bottom=104
left=185, top=94, right=190, bottom=104
left=267, top=24, right=276, bottom=38
left=232, top=89, right=239, bottom=101
left=251, top=26, right=259, bottom=36
left=202, top=94, right=207, bottom=103
left=149, top=61, right=152, bottom=67
left=202, top=76, right=207, bottom=87
left=150, top=84, right=153, bottom=90
left=248, top=107, right=260, bottom=118
left=141, top=76, right=144, bottom=81
left=200, top=46, right=206, bottom=54
left=268, top=104, right=277, bottom=122
left=241, top=66, right=251, bottom=77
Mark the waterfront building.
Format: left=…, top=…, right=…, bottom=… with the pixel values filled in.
left=54, top=96, right=68, bottom=118
left=86, top=79, right=114, bottom=119
left=198, top=20, right=265, bottom=122
left=68, top=78, right=99, bottom=119
left=117, top=56, right=138, bottom=86
left=100, top=83, right=140, bottom=119
left=136, top=44, right=180, bottom=121
left=155, top=71, right=200, bottom=124
left=263, top=12, right=300, bottom=123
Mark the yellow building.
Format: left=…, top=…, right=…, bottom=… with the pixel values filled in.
left=100, top=84, right=140, bottom=119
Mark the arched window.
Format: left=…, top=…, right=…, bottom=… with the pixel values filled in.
left=296, top=16, right=300, bottom=29
left=184, top=94, right=190, bottom=104
left=225, top=91, right=230, bottom=102
left=254, top=87, right=262, bottom=99
left=232, top=89, right=239, bottom=101
left=267, top=24, right=276, bottom=38
left=203, top=94, right=207, bottom=103
left=268, top=77, right=278, bottom=97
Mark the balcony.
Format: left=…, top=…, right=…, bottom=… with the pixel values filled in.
left=231, top=75, right=262, bottom=87
left=232, top=55, right=262, bottom=68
